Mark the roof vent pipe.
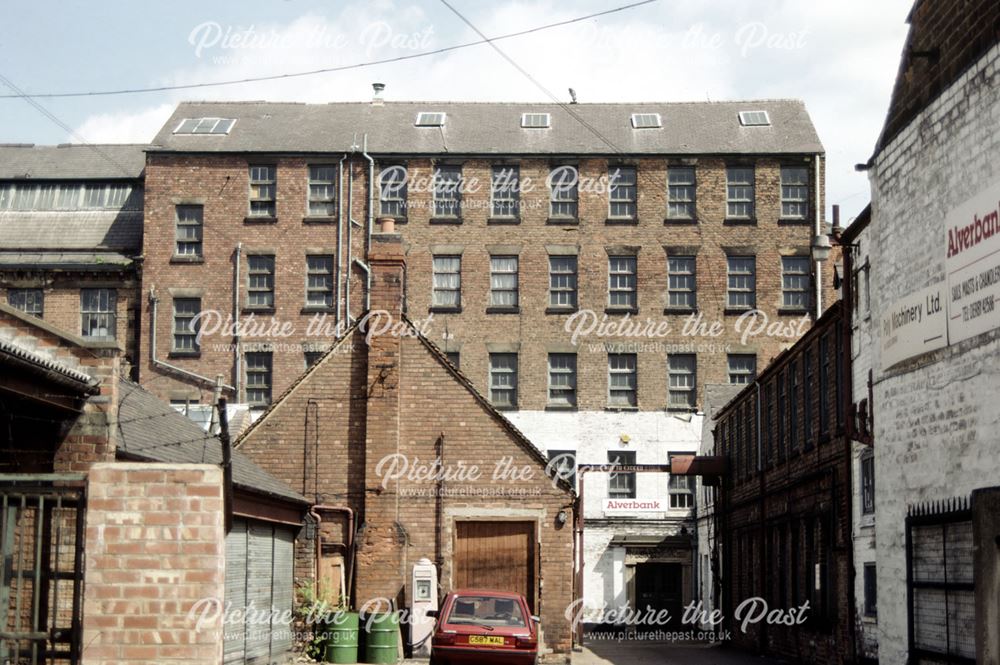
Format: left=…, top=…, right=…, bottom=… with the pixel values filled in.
left=372, top=83, right=385, bottom=106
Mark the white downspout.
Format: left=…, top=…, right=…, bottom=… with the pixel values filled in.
left=233, top=242, right=242, bottom=400
left=337, top=153, right=348, bottom=328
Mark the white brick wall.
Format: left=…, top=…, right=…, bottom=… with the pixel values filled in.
left=868, top=43, right=1000, bottom=665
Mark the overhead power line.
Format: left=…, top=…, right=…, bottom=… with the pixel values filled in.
left=0, top=0, right=658, bottom=100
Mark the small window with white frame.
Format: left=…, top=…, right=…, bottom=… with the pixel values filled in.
left=631, top=113, right=662, bottom=129
left=667, top=167, right=696, bottom=220
left=608, top=166, right=637, bottom=220
left=726, top=256, right=756, bottom=310
left=780, top=166, right=809, bottom=219
left=81, top=288, right=116, bottom=340
left=379, top=164, right=408, bottom=218
left=608, top=353, right=638, bottom=408
left=8, top=288, right=43, bottom=317
left=668, top=465, right=694, bottom=509
left=172, top=298, right=201, bottom=354
left=489, top=256, right=519, bottom=309
left=491, top=166, right=520, bottom=218
left=521, top=113, right=551, bottom=128
left=548, top=256, right=578, bottom=310
left=726, top=166, right=755, bottom=220
left=432, top=256, right=461, bottom=309
left=549, top=166, right=578, bottom=219
left=308, top=165, right=336, bottom=217
left=433, top=165, right=462, bottom=218
left=247, top=255, right=275, bottom=309
left=245, top=351, right=273, bottom=407
left=248, top=165, right=276, bottom=218
left=667, top=354, right=697, bottom=410
left=489, top=353, right=518, bottom=409
left=547, top=353, right=577, bottom=407
left=607, top=450, right=636, bottom=498
left=781, top=256, right=811, bottom=311
left=608, top=255, right=638, bottom=311
left=728, top=354, right=757, bottom=385
left=306, top=255, right=334, bottom=309
left=667, top=255, right=696, bottom=311
left=174, top=204, right=203, bottom=257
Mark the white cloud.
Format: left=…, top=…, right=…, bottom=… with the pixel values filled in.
left=72, top=0, right=912, bottom=222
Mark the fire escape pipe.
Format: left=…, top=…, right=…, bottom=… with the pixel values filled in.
left=149, top=285, right=234, bottom=392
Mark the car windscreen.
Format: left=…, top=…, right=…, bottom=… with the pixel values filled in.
left=446, top=595, right=526, bottom=628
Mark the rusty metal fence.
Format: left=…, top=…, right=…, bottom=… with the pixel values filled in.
left=0, top=475, right=86, bottom=665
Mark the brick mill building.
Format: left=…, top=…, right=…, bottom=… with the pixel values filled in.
left=138, top=95, right=834, bottom=627
left=235, top=231, right=576, bottom=659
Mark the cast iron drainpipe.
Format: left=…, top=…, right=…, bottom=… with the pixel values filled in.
left=574, top=470, right=587, bottom=649
left=309, top=505, right=355, bottom=605
left=755, top=379, right=766, bottom=655
left=361, top=134, right=375, bottom=311
left=149, top=285, right=234, bottom=392
left=336, top=154, right=348, bottom=329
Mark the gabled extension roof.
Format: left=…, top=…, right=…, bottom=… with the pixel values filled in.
left=235, top=315, right=575, bottom=496
left=151, top=100, right=823, bottom=156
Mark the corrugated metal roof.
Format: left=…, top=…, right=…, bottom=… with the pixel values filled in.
left=117, top=379, right=308, bottom=505
left=0, top=211, right=141, bottom=251
left=0, top=144, right=147, bottom=179
left=151, top=100, right=824, bottom=155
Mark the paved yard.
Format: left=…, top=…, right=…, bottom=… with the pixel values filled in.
left=573, top=641, right=783, bottom=664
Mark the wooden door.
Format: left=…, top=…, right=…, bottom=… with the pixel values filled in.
left=454, top=521, right=536, bottom=611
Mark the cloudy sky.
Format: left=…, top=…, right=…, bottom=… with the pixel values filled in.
left=0, top=0, right=912, bottom=222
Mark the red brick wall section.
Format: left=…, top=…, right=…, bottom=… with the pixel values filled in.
left=82, top=463, right=225, bottom=665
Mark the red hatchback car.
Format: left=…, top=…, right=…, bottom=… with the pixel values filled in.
left=428, top=589, right=539, bottom=665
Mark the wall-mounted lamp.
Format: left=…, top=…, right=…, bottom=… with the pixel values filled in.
left=556, top=510, right=568, bottom=527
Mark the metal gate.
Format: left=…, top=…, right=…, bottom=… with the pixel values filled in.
left=906, top=497, right=976, bottom=664
left=0, top=474, right=86, bottom=665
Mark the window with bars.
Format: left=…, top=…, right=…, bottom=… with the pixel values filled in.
left=547, top=353, right=577, bottom=407
left=549, top=166, right=578, bottom=219
left=245, top=352, right=273, bottom=407
left=488, top=353, right=518, bottom=409
left=489, top=256, right=519, bottom=309
left=306, top=255, right=334, bottom=308
left=728, top=354, right=756, bottom=384
left=433, top=165, right=462, bottom=218
left=726, top=167, right=755, bottom=219
left=432, top=256, right=461, bottom=309
left=608, top=166, right=637, bottom=219
left=608, top=450, right=636, bottom=498
left=782, top=257, right=811, bottom=310
left=7, top=288, right=43, bottom=317
left=81, top=288, right=116, bottom=340
left=780, top=166, right=809, bottom=219
left=548, top=256, right=578, bottom=310
left=491, top=166, right=520, bottom=218
left=175, top=204, right=203, bottom=257
left=172, top=298, right=201, bottom=353
left=669, top=471, right=693, bottom=509
left=667, top=354, right=696, bottom=409
left=379, top=164, right=408, bottom=218
left=308, top=165, right=336, bottom=217
left=608, top=353, right=637, bottom=407
left=861, top=453, right=875, bottom=515
left=248, top=165, right=276, bottom=217
left=667, top=167, right=696, bottom=220
left=608, top=255, right=637, bottom=310
left=667, top=256, right=696, bottom=310
left=247, top=255, right=275, bottom=309
left=726, top=256, right=756, bottom=309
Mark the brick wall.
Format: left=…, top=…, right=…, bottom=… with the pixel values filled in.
left=868, top=42, right=1000, bottom=665
left=140, top=151, right=833, bottom=410
left=713, top=304, right=854, bottom=664
left=81, top=463, right=225, bottom=665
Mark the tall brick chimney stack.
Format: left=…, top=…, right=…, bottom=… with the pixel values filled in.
left=356, top=216, right=407, bottom=611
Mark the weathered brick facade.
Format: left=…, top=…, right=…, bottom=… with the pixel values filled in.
left=713, top=302, right=854, bottom=663
left=81, top=463, right=225, bottom=665
left=237, top=233, right=577, bottom=660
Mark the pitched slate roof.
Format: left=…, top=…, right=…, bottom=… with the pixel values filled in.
left=0, top=211, right=141, bottom=253
left=116, top=379, right=308, bottom=505
left=151, top=100, right=823, bottom=155
left=0, top=144, right=147, bottom=179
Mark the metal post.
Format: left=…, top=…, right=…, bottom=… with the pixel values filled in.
left=218, top=398, right=233, bottom=534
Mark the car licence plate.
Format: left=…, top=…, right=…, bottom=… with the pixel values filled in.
left=468, top=635, right=505, bottom=646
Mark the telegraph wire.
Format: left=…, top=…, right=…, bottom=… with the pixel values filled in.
left=0, top=1, right=659, bottom=100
